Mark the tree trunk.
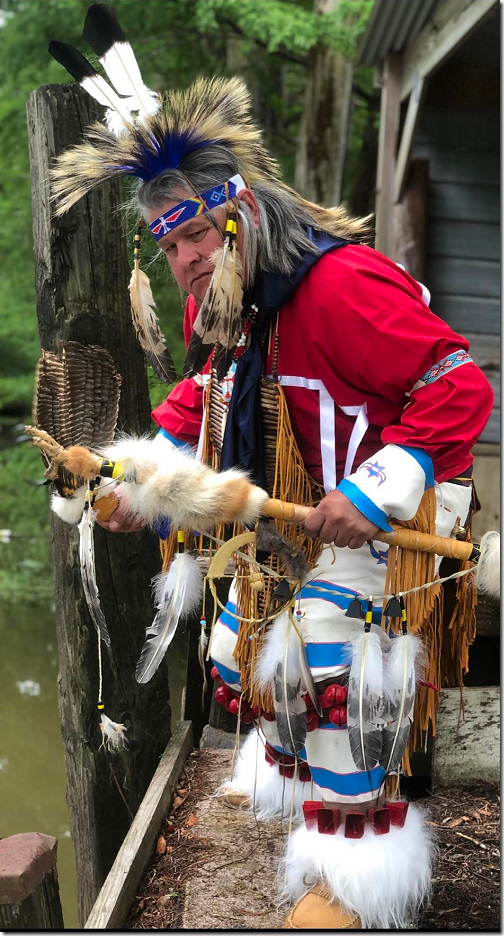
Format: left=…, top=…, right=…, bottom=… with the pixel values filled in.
left=294, top=0, right=353, bottom=206
left=26, top=84, right=171, bottom=925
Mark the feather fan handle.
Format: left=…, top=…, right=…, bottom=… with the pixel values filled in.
left=347, top=624, right=385, bottom=772
left=135, top=551, right=203, bottom=683
left=78, top=493, right=111, bottom=646
left=129, top=260, right=176, bottom=384
left=83, top=4, right=160, bottom=121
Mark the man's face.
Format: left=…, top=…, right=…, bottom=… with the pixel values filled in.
left=146, top=196, right=225, bottom=302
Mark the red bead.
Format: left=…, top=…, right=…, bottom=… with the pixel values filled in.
left=240, top=709, right=255, bottom=724
left=250, top=704, right=260, bottom=717
left=302, top=693, right=315, bottom=711
left=306, top=710, right=320, bottom=732
left=261, top=709, right=276, bottom=722
left=210, top=666, right=221, bottom=681
left=324, top=683, right=348, bottom=705
left=226, top=697, right=241, bottom=715
left=328, top=705, right=347, bottom=726
left=215, top=685, right=232, bottom=706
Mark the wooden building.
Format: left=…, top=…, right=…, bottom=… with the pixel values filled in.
left=358, top=0, right=500, bottom=537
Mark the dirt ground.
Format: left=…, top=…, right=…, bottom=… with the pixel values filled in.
left=126, top=750, right=500, bottom=931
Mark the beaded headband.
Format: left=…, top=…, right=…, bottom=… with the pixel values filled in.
left=149, top=174, right=247, bottom=241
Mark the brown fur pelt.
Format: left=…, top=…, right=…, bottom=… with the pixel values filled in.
left=99, top=435, right=268, bottom=531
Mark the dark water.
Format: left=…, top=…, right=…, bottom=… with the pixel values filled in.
left=0, top=597, right=187, bottom=928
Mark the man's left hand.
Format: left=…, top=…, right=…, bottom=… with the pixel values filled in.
left=304, top=489, right=380, bottom=548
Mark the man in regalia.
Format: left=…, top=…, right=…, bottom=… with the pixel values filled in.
left=48, top=6, right=493, bottom=927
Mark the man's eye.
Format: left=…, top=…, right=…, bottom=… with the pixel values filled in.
left=190, top=227, right=209, bottom=241
left=164, top=243, right=176, bottom=253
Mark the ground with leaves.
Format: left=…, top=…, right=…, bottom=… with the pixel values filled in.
left=127, top=750, right=499, bottom=931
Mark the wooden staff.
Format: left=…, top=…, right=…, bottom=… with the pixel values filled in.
left=263, top=499, right=480, bottom=563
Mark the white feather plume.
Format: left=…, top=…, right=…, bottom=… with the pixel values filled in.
left=135, top=553, right=203, bottom=684
left=476, top=530, right=500, bottom=600
left=128, top=264, right=176, bottom=384
left=78, top=499, right=111, bottom=646
left=347, top=630, right=385, bottom=771
left=380, top=633, right=425, bottom=774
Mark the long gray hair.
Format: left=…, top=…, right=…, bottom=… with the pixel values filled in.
left=135, top=144, right=370, bottom=287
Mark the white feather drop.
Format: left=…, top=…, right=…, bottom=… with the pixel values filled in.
left=347, top=630, right=385, bottom=771
left=128, top=264, right=175, bottom=384
left=99, top=713, right=127, bottom=752
left=476, top=530, right=500, bottom=600
left=78, top=501, right=111, bottom=647
left=380, top=633, right=424, bottom=773
left=51, top=485, right=87, bottom=524
left=135, top=553, right=203, bottom=684
left=253, top=611, right=301, bottom=693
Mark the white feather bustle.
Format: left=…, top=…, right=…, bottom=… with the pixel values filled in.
left=152, top=552, right=204, bottom=619
left=101, top=435, right=268, bottom=530
left=215, top=729, right=311, bottom=821
left=277, top=802, right=434, bottom=929
left=382, top=633, right=426, bottom=701
left=253, top=612, right=302, bottom=693
left=476, top=530, right=500, bottom=600
left=51, top=485, right=88, bottom=524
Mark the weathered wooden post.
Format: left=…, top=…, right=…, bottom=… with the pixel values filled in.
left=26, top=84, right=171, bottom=924
left=0, top=833, right=64, bottom=930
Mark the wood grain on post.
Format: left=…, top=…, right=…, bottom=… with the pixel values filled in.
left=0, top=833, right=64, bottom=930
left=26, top=84, right=171, bottom=924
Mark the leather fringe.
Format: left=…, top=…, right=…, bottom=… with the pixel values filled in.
left=234, top=378, right=325, bottom=710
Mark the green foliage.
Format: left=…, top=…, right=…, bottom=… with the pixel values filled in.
left=0, top=429, right=54, bottom=603
left=0, top=0, right=376, bottom=598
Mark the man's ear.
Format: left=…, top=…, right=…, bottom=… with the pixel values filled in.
left=238, top=188, right=260, bottom=228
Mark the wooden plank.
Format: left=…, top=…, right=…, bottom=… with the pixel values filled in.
left=393, top=76, right=425, bottom=204
left=416, top=107, right=500, bottom=149
left=392, top=158, right=428, bottom=280
left=431, top=295, right=500, bottom=336
left=428, top=182, right=500, bottom=223
left=479, top=409, right=500, bottom=444
left=472, top=447, right=501, bottom=539
left=427, top=220, right=500, bottom=262
left=414, top=142, right=499, bottom=187
left=463, top=333, right=501, bottom=369
left=432, top=686, right=500, bottom=787
left=375, top=53, right=402, bottom=257
left=400, top=0, right=499, bottom=101
left=426, top=257, right=500, bottom=299
left=84, top=721, right=193, bottom=931
left=475, top=596, right=500, bottom=637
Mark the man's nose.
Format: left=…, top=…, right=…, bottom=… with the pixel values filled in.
left=177, top=242, right=202, bottom=268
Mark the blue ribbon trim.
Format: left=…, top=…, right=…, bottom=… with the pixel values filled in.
left=157, top=428, right=193, bottom=453
left=217, top=602, right=239, bottom=635
left=397, top=445, right=434, bottom=489
left=337, top=479, right=393, bottom=531
left=210, top=658, right=241, bottom=686
left=309, top=764, right=386, bottom=796
left=305, top=642, right=352, bottom=668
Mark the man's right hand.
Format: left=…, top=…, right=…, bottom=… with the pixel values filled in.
left=94, top=483, right=147, bottom=533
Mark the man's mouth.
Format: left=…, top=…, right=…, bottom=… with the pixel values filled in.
left=191, top=272, right=211, bottom=288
